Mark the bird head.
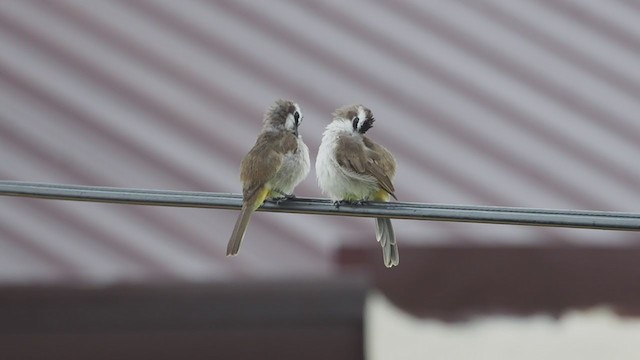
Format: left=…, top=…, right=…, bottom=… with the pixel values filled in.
left=263, top=99, right=303, bottom=137
left=332, top=104, right=375, bottom=135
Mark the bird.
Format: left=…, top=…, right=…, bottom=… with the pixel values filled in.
left=315, top=104, right=399, bottom=267
left=226, top=99, right=310, bottom=256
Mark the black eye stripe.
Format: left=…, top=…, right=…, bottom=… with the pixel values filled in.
left=358, top=117, right=374, bottom=134
left=293, top=111, right=300, bottom=124
left=352, top=116, right=359, bottom=131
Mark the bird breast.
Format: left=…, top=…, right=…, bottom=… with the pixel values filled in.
left=270, top=137, right=310, bottom=195
left=316, top=130, right=378, bottom=201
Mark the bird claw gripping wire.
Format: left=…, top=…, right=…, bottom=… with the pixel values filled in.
left=333, top=199, right=368, bottom=208
left=270, top=193, right=296, bottom=205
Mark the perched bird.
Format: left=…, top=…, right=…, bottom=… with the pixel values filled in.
left=316, top=104, right=399, bottom=267
left=226, top=99, right=310, bottom=256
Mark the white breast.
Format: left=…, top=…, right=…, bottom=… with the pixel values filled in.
left=315, top=124, right=378, bottom=201
left=269, top=136, right=310, bottom=196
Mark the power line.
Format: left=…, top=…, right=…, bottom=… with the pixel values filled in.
left=1, top=181, right=639, bottom=231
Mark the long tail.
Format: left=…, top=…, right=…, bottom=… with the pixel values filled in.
left=375, top=217, right=399, bottom=267
left=226, top=204, right=255, bottom=256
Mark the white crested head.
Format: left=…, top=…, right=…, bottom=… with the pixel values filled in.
left=327, top=104, right=375, bottom=135
left=264, top=99, right=302, bottom=136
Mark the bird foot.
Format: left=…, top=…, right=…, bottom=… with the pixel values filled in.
left=270, top=193, right=296, bottom=205
left=333, top=200, right=368, bottom=208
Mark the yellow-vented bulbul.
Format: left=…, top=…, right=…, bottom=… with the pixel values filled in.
left=227, top=99, right=310, bottom=256
left=315, top=104, right=399, bottom=267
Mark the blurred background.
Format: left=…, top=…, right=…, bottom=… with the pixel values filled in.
left=1, top=0, right=640, bottom=359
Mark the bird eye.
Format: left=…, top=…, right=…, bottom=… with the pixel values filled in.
left=352, top=116, right=359, bottom=131
left=294, top=111, right=300, bottom=124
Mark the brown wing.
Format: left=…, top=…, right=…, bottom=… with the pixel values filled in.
left=240, top=131, right=298, bottom=202
left=336, top=135, right=397, bottom=199
left=363, top=136, right=396, bottom=194
left=335, top=136, right=367, bottom=173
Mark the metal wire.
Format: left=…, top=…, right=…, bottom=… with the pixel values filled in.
left=1, top=181, right=640, bottom=231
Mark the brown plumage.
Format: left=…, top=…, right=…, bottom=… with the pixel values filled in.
left=239, top=131, right=299, bottom=203
left=316, top=104, right=399, bottom=267
left=227, top=100, right=310, bottom=256
left=335, top=135, right=397, bottom=200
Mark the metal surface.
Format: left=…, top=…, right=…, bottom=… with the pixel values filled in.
left=1, top=181, right=639, bottom=231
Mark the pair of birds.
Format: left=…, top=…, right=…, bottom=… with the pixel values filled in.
left=227, top=99, right=399, bottom=268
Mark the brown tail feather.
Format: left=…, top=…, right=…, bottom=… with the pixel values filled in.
left=226, top=204, right=254, bottom=256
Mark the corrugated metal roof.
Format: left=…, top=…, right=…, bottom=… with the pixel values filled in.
left=1, top=0, right=639, bottom=283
